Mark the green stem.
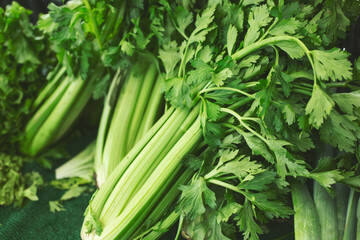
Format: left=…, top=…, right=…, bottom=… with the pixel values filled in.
left=325, top=82, right=349, bottom=88
left=174, top=214, right=184, bottom=240
left=292, top=88, right=312, bottom=97
left=199, top=86, right=255, bottom=99
left=33, top=66, right=66, bottom=109
left=258, top=18, right=279, bottom=42
left=343, top=189, right=359, bottom=240
left=220, top=108, right=268, bottom=143
left=178, top=43, right=190, bottom=77
left=232, top=35, right=316, bottom=84
left=83, top=0, right=103, bottom=49
left=96, top=118, right=202, bottom=239
left=208, top=179, right=242, bottom=194
left=94, top=69, right=123, bottom=185
left=291, top=181, right=321, bottom=240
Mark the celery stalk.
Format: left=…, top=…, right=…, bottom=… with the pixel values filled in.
left=134, top=75, right=164, bottom=144
left=126, top=64, right=157, bottom=151
left=291, top=181, right=321, bottom=240
left=94, top=118, right=202, bottom=240
left=99, top=64, right=160, bottom=185
left=94, top=69, right=123, bottom=187
left=33, top=66, right=66, bottom=109
left=335, top=183, right=350, bottom=239
left=99, top=106, right=195, bottom=225
left=21, top=77, right=70, bottom=155
left=343, top=189, right=359, bottom=240
left=313, top=182, right=338, bottom=240
left=131, top=169, right=194, bottom=239
left=90, top=107, right=176, bottom=215
left=55, top=140, right=95, bottom=181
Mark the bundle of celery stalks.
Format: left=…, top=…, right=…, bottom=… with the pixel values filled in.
left=1, top=0, right=360, bottom=239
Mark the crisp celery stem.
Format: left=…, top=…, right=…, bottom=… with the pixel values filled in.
left=115, top=164, right=183, bottom=240
left=33, top=66, right=67, bottom=109
left=131, top=168, right=194, bottom=239
left=55, top=140, right=95, bottom=181
left=29, top=76, right=86, bottom=153
left=126, top=64, right=158, bottom=152
left=21, top=77, right=70, bottom=155
left=97, top=118, right=202, bottom=240
left=98, top=106, right=195, bottom=225
left=52, top=67, right=104, bottom=143
left=313, top=182, right=338, bottom=240
left=101, top=67, right=145, bottom=181
left=141, top=211, right=180, bottom=240
left=291, top=181, right=321, bottom=240
left=343, top=189, right=359, bottom=240
left=29, top=66, right=103, bottom=156
left=85, top=107, right=176, bottom=217
left=335, top=183, right=350, bottom=239
left=134, top=75, right=164, bottom=144
left=94, top=69, right=123, bottom=186
left=100, top=1, right=126, bottom=42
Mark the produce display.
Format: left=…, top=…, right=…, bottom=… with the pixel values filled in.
left=1, top=0, right=360, bottom=240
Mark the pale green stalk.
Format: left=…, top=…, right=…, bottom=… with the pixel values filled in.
left=131, top=168, right=194, bottom=239
left=97, top=118, right=202, bottom=240
left=101, top=67, right=145, bottom=182
left=131, top=170, right=193, bottom=239
left=86, top=107, right=176, bottom=216
left=126, top=64, right=157, bottom=151
left=313, top=182, right=338, bottom=240
left=343, top=189, right=359, bottom=240
left=291, top=181, right=321, bottom=240
left=99, top=106, right=196, bottom=225
left=52, top=68, right=103, bottom=143
left=55, top=140, right=95, bottom=182
left=33, top=66, right=66, bottom=109
left=335, top=184, right=350, bottom=239
left=21, top=77, right=70, bottom=155
left=94, top=69, right=123, bottom=187
left=134, top=75, right=164, bottom=144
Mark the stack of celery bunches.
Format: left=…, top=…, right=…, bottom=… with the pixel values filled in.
left=2, top=0, right=360, bottom=239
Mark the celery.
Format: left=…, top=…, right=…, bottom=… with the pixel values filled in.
left=33, top=66, right=66, bottom=109
left=291, top=181, right=321, bottom=240
left=313, top=182, right=338, bottom=240
left=336, top=183, right=350, bottom=239
left=343, top=189, right=359, bottom=240
left=87, top=119, right=202, bottom=239
left=95, top=63, right=163, bottom=186
left=55, top=141, right=95, bottom=182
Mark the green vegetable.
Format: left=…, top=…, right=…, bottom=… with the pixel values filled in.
left=0, top=2, right=51, bottom=207
left=292, top=181, right=321, bottom=240
left=335, top=183, right=350, bottom=239
left=343, top=189, right=359, bottom=240
left=79, top=0, right=360, bottom=239
left=55, top=140, right=96, bottom=182
left=314, top=182, right=338, bottom=240
left=20, top=0, right=132, bottom=156
left=95, top=62, right=164, bottom=187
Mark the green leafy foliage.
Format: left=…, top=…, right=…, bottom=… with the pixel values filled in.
left=178, top=177, right=216, bottom=220
left=311, top=49, right=352, bottom=81
left=0, top=153, right=43, bottom=207
left=305, top=84, right=334, bottom=129
left=0, top=2, right=52, bottom=153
